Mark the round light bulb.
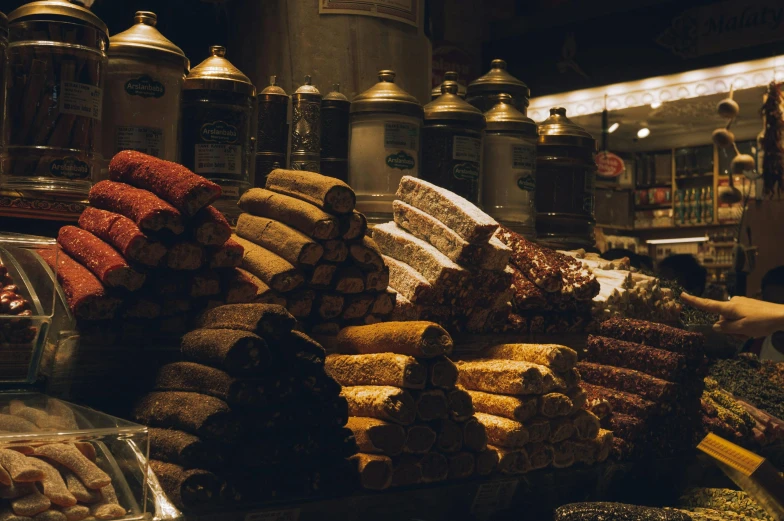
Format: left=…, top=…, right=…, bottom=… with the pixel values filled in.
left=637, top=128, right=651, bottom=138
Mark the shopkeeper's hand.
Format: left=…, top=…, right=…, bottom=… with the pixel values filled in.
left=681, top=293, right=784, bottom=338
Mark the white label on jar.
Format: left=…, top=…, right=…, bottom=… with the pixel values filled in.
left=116, top=126, right=164, bottom=157
left=195, top=144, right=242, bottom=175
left=512, top=144, right=535, bottom=169
left=60, top=81, right=102, bottom=120
left=453, top=135, right=481, bottom=162
left=384, top=122, right=419, bottom=149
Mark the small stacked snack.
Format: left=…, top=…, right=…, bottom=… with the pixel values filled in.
left=327, top=321, right=497, bottom=490
left=235, top=170, right=392, bottom=337
left=578, top=317, right=705, bottom=460
left=373, top=176, right=513, bottom=334
left=38, top=151, right=262, bottom=340
left=133, top=303, right=357, bottom=511
left=492, top=228, right=600, bottom=335
left=455, top=343, right=612, bottom=473
left=0, top=397, right=127, bottom=521
left=561, top=250, right=681, bottom=324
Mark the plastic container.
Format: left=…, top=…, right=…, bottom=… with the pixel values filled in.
left=0, top=392, right=150, bottom=521
left=0, top=233, right=58, bottom=383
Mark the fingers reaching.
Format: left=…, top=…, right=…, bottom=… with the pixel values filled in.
left=682, top=293, right=740, bottom=320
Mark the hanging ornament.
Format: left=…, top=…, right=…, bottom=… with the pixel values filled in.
left=717, top=85, right=739, bottom=119
left=711, top=127, right=735, bottom=148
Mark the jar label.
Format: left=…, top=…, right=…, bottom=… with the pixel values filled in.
left=60, top=81, right=102, bottom=120
left=195, top=144, right=242, bottom=176
left=517, top=174, right=536, bottom=191
left=49, top=156, right=90, bottom=180
left=200, top=121, right=239, bottom=144
left=384, top=122, right=419, bottom=150
left=512, top=144, right=535, bottom=169
left=453, top=162, right=480, bottom=181
left=124, top=76, right=166, bottom=98
left=386, top=151, right=416, bottom=170
left=452, top=136, right=481, bottom=162
left=116, top=126, right=164, bottom=157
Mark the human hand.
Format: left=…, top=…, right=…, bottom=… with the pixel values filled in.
left=681, top=293, right=784, bottom=338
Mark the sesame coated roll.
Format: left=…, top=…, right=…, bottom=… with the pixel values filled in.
left=325, top=353, right=426, bottom=389
left=191, top=206, right=231, bottom=247
left=266, top=169, right=356, bottom=215
left=337, top=321, right=453, bottom=358
left=77, top=207, right=166, bottom=266
left=133, top=392, right=240, bottom=442
left=149, top=460, right=224, bottom=511
left=238, top=188, right=340, bottom=240
left=180, top=329, right=271, bottom=374
left=340, top=385, right=416, bottom=425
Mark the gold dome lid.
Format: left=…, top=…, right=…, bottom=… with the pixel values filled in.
left=424, top=81, right=485, bottom=128
left=9, top=0, right=107, bottom=38
left=431, top=71, right=467, bottom=99
left=293, top=75, right=321, bottom=97
left=467, top=59, right=530, bottom=99
left=537, top=107, right=595, bottom=149
left=484, top=94, right=536, bottom=135
left=351, top=70, right=423, bottom=119
left=110, top=11, right=188, bottom=71
left=184, top=45, right=255, bottom=96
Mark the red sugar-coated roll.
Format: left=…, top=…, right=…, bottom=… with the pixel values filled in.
left=208, top=238, right=244, bottom=269
left=37, top=247, right=121, bottom=320
left=109, top=150, right=221, bottom=217
left=192, top=206, right=231, bottom=247
left=57, top=226, right=146, bottom=291
left=78, top=207, right=167, bottom=267
left=89, top=181, right=184, bottom=235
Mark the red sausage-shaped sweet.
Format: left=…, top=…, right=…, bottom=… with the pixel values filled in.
left=57, top=226, right=146, bottom=291
left=37, top=248, right=121, bottom=320
left=78, top=207, right=167, bottom=267
left=191, top=205, right=231, bottom=247
left=89, top=180, right=184, bottom=235
left=109, top=150, right=221, bottom=217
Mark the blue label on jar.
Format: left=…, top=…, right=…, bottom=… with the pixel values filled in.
left=453, top=161, right=479, bottom=181
left=200, top=121, right=239, bottom=144
left=517, top=174, right=536, bottom=191
left=386, top=151, right=415, bottom=170
left=49, top=157, right=90, bottom=179
left=124, top=76, right=165, bottom=98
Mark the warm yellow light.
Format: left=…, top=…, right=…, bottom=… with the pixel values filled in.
left=528, top=55, right=784, bottom=120
left=608, top=122, right=620, bottom=133
left=637, top=128, right=651, bottom=138
left=647, top=236, right=709, bottom=245
left=650, top=101, right=662, bottom=109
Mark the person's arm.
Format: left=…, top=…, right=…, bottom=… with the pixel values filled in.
left=681, top=293, right=784, bottom=338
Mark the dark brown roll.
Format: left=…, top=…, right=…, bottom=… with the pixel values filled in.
left=133, top=392, right=240, bottom=441
left=149, top=460, right=224, bottom=511
left=181, top=329, right=271, bottom=374
left=196, top=303, right=296, bottom=340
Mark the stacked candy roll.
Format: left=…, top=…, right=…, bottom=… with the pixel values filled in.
left=234, top=170, right=392, bottom=339
left=38, top=151, right=266, bottom=340
left=492, top=227, right=600, bottom=335
left=578, top=317, right=706, bottom=459
left=372, top=176, right=514, bottom=335
left=132, top=304, right=357, bottom=511
left=455, top=343, right=613, bottom=473
left=326, top=321, right=498, bottom=490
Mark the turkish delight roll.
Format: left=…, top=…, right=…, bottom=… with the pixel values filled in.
left=37, top=249, right=120, bottom=321
left=266, top=169, right=355, bottom=214
left=236, top=214, right=324, bottom=267
left=483, top=343, right=578, bottom=373
left=191, top=206, right=231, bottom=247
left=109, top=150, right=221, bottom=216
left=580, top=383, right=658, bottom=419
left=340, top=386, right=416, bottom=425
left=325, top=353, right=426, bottom=389
left=149, top=460, right=224, bottom=511
left=456, top=359, right=545, bottom=395
left=349, top=236, right=385, bottom=272
left=208, top=238, right=243, bottom=269
left=597, top=317, right=704, bottom=362
left=349, top=453, right=392, bottom=491
left=89, top=180, right=184, bottom=234
left=133, top=392, right=239, bottom=441
left=238, top=188, right=339, bottom=240
left=196, top=303, right=296, bottom=339
left=586, top=335, right=687, bottom=381
left=78, top=207, right=167, bottom=266
left=474, top=412, right=529, bottom=448
left=428, top=356, right=458, bottom=389
left=148, top=428, right=223, bottom=470
left=465, top=389, right=538, bottom=423
left=154, top=362, right=264, bottom=406
left=446, top=389, right=474, bottom=421
left=447, top=452, right=475, bottom=480
left=181, top=329, right=271, bottom=374
left=57, top=226, right=145, bottom=291
left=337, top=322, right=452, bottom=358
left=474, top=449, right=499, bottom=476
left=576, top=362, right=677, bottom=402
left=232, top=236, right=304, bottom=293
left=346, top=417, right=406, bottom=456
left=339, top=211, right=367, bottom=240
left=404, top=425, right=436, bottom=454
